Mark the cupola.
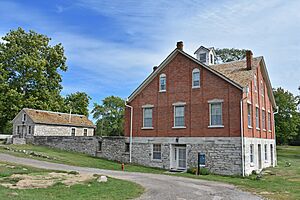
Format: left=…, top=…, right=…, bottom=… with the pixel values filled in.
left=194, top=46, right=216, bottom=65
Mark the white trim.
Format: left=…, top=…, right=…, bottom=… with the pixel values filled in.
left=209, top=102, right=223, bottom=127
left=173, top=105, right=185, bottom=127
left=143, top=107, right=153, bottom=128
left=207, top=99, right=224, bottom=103
left=247, top=100, right=252, bottom=104
left=248, top=126, right=253, bottom=129
left=142, top=127, right=154, bottom=130
left=262, top=107, right=265, bottom=110
left=159, top=73, right=166, bottom=92
left=142, top=104, right=154, bottom=108
left=192, top=68, right=200, bottom=88
left=256, top=104, right=259, bottom=108
left=208, top=125, right=224, bottom=128
left=172, top=126, right=186, bottom=129
left=172, top=102, right=186, bottom=106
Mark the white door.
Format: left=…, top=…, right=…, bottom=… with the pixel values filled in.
left=177, top=147, right=186, bottom=169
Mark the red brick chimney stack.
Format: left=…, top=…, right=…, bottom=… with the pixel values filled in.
left=177, top=41, right=183, bottom=51
left=246, top=50, right=253, bottom=70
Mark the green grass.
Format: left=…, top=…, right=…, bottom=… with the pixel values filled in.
left=177, top=146, right=300, bottom=200
left=0, top=161, right=144, bottom=200
left=0, top=144, right=299, bottom=199
left=0, top=144, right=165, bottom=174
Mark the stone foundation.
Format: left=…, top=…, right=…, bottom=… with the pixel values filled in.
left=130, top=137, right=242, bottom=175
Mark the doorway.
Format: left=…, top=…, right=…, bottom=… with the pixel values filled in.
left=170, top=145, right=186, bottom=170
left=258, top=144, right=262, bottom=169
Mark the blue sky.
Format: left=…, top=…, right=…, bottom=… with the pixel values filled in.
left=1, top=0, right=299, bottom=114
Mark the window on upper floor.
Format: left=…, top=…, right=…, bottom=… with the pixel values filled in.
left=256, top=107, right=260, bottom=129
left=199, top=53, right=206, bottom=63
left=262, top=110, right=266, bottom=130
left=254, top=75, right=257, bottom=92
left=261, top=80, right=264, bottom=97
left=174, top=105, right=185, bottom=127
left=28, top=126, right=31, bottom=134
left=143, top=107, right=153, bottom=128
left=209, top=102, right=223, bottom=127
left=192, top=68, right=200, bottom=88
left=210, top=54, right=213, bottom=64
left=268, top=112, right=271, bottom=131
left=247, top=103, right=252, bottom=127
left=159, top=74, right=166, bottom=92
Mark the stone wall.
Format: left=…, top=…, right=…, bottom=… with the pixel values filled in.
left=96, top=136, right=129, bottom=163
left=32, top=136, right=99, bottom=156
left=29, top=136, right=129, bottom=163
left=130, top=137, right=242, bottom=175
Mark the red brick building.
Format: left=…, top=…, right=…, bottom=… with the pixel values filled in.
left=125, top=42, right=277, bottom=175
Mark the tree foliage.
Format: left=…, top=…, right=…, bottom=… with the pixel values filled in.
left=273, top=87, right=300, bottom=145
left=63, top=92, right=91, bottom=116
left=92, top=96, right=125, bottom=136
left=0, top=28, right=90, bottom=132
left=215, top=48, right=247, bottom=63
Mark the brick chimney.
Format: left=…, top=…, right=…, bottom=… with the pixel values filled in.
left=176, top=41, right=183, bottom=51
left=246, top=50, right=253, bottom=70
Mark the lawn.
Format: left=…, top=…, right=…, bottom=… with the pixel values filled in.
left=177, top=145, right=300, bottom=200
left=0, top=144, right=165, bottom=174
left=0, top=161, right=144, bottom=200
left=0, top=144, right=299, bottom=200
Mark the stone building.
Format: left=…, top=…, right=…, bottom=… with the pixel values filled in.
left=12, top=108, right=95, bottom=138
left=124, top=41, right=277, bottom=176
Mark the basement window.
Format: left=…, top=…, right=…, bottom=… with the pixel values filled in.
left=152, top=144, right=161, bottom=160
left=125, top=143, right=130, bottom=152
left=250, top=144, right=254, bottom=164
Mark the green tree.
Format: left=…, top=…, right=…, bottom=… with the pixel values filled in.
left=92, top=96, right=125, bottom=136
left=273, top=87, right=300, bottom=145
left=63, top=92, right=91, bottom=116
left=215, top=48, right=247, bottom=63
left=0, top=27, right=67, bottom=132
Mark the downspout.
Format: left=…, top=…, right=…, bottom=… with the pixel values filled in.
left=273, top=106, right=279, bottom=166
left=240, top=94, right=248, bottom=177
left=125, top=100, right=133, bottom=163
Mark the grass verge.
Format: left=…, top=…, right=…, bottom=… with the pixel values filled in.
left=0, top=161, right=144, bottom=200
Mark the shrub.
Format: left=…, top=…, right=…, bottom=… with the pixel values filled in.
left=187, top=167, right=210, bottom=175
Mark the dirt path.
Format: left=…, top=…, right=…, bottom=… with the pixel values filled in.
left=0, top=153, right=262, bottom=200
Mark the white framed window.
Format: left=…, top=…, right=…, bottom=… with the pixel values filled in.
left=256, top=107, right=260, bottom=129
left=159, top=74, right=166, bottom=92
left=152, top=144, right=161, bottom=160
left=28, top=126, right=31, bottom=134
left=264, top=144, right=268, bottom=161
left=261, top=80, right=264, bottom=97
left=17, top=126, right=21, bottom=134
left=192, top=68, right=200, bottom=88
left=268, top=111, right=271, bottom=131
left=262, top=110, right=266, bottom=130
left=71, top=128, right=76, bottom=136
left=22, top=113, right=27, bottom=122
left=83, top=128, right=88, bottom=136
left=254, top=75, right=257, bottom=92
left=143, top=107, right=153, bottom=128
left=250, top=144, right=254, bottom=163
left=247, top=103, right=252, bottom=128
left=199, top=53, right=206, bottom=63
left=208, top=100, right=223, bottom=127
left=174, top=105, right=185, bottom=128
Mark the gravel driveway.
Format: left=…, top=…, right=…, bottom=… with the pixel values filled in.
left=0, top=153, right=262, bottom=200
